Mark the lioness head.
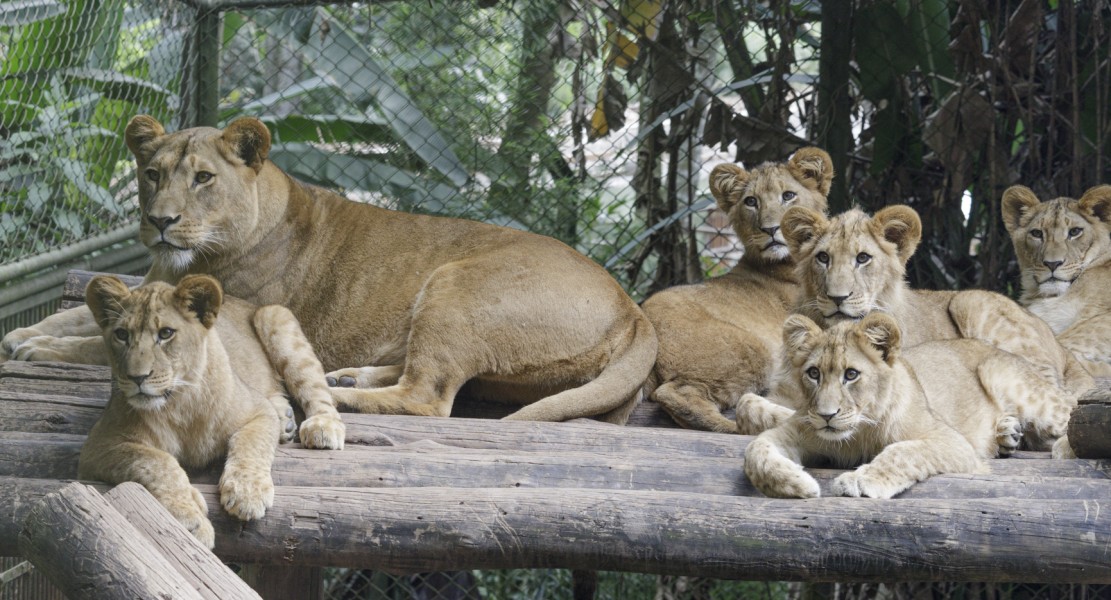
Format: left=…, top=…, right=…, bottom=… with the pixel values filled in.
left=87, top=274, right=223, bottom=410
left=782, top=312, right=901, bottom=441
left=708, top=147, right=833, bottom=263
left=125, top=115, right=273, bottom=273
left=782, top=205, right=921, bottom=324
left=1001, top=185, right=1111, bottom=299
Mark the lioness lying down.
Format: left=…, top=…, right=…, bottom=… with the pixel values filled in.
left=77, top=275, right=345, bottom=548
left=3, top=116, right=656, bottom=423
left=744, top=314, right=1037, bottom=499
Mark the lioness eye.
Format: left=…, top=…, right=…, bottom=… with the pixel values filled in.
left=782, top=191, right=796, bottom=202
left=1030, top=229, right=1043, bottom=240
left=1068, top=227, right=1083, bottom=238
left=816, top=251, right=830, bottom=265
left=158, top=327, right=176, bottom=341
left=856, top=252, right=871, bottom=265
left=806, top=366, right=820, bottom=380
left=844, top=368, right=859, bottom=382
left=743, top=196, right=757, bottom=207
left=194, top=172, right=213, bottom=184
left=114, top=329, right=129, bottom=342
left=145, top=169, right=159, bottom=182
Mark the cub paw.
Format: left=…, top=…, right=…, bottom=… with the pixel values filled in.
left=1051, top=435, right=1077, bottom=459
left=219, top=468, right=274, bottom=522
left=325, top=366, right=401, bottom=389
left=736, top=393, right=794, bottom=435
left=831, top=470, right=901, bottom=499
left=994, top=415, right=1023, bottom=457
left=165, top=487, right=214, bottom=549
left=300, top=413, right=346, bottom=450
left=278, top=405, right=296, bottom=444
left=746, top=462, right=821, bottom=499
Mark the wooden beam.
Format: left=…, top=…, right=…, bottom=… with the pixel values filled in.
left=3, top=477, right=1110, bottom=583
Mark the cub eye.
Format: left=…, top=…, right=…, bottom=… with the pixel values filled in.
left=743, top=196, right=757, bottom=207
left=1030, top=229, right=1043, bottom=240
left=158, top=327, right=176, bottom=341
left=844, top=368, right=860, bottom=382
left=856, top=252, right=872, bottom=265
left=114, top=329, right=129, bottom=342
left=806, top=366, right=821, bottom=381
left=782, top=191, right=796, bottom=202
left=816, top=251, right=830, bottom=265
left=145, top=169, right=159, bottom=182
left=1068, top=227, right=1083, bottom=238
left=194, top=172, right=213, bottom=184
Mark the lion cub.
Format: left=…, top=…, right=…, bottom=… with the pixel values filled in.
left=1002, top=185, right=1111, bottom=377
left=641, top=148, right=831, bottom=434
left=744, top=313, right=1034, bottom=499
left=77, top=275, right=346, bottom=548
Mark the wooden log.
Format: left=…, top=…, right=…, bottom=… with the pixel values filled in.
left=3, top=477, right=1110, bottom=583
left=102, top=482, right=261, bottom=600
left=1069, top=397, right=1111, bottom=459
left=17, top=481, right=204, bottom=600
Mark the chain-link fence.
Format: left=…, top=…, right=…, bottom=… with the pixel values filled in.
left=3, top=0, right=1111, bottom=598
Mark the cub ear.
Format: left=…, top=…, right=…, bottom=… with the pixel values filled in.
left=1001, top=186, right=1041, bottom=234
left=125, top=115, right=165, bottom=162
left=781, top=206, right=828, bottom=256
left=1078, top=185, right=1111, bottom=224
left=782, top=314, right=823, bottom=366
left=174, top=275, right=224, bottom=329
left=872, top=205, right=922, bottom=264
left=786, top=147, right=834, bottom=196
left=857, top=312, right=901, bottom=366
left=708, top=163, right=751, bottom=213
left=86, top=276, right=132, bottom=330
left=221, top=117, right=272, bottom=172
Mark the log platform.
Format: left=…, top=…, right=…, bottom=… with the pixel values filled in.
left=2, top=270, right=1111, bottom=597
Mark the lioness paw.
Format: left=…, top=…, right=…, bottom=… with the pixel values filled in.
left=219, top=469, right=274, bottom=521
left=1051, top=435, right=1077, bottom=459
left=994, top=415, right=1023, bottom=457
left=736, top=393, right=793, bottom=435
left=0, top=327, right=43, bottom=360
left=832, top=470, right=901, bottom=499
left=300, top=413, right=346, bottom=450
left=278, top=406, right=296, bottom=444
left=325, top=365, right=402, bottom=389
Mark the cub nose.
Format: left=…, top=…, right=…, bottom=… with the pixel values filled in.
left=816, top=409, right=841, bottom=423
left=128, top=372, right=151, bottom=386
left=1043, top=260, right=1063, bottom=272
left=761, top=226, right=780, bottom=237
left=828, top=294, right=849, bottom=307
left=148, top=214, right=182, bottom=232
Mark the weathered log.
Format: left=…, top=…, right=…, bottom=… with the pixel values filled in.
left=3, top=477, right=1110, bottom=583
left=1069, top=397, right=1111, bottom=459
left=17, top=482, right=204, bottom=600
left=102, top=483, right=261, bottom=600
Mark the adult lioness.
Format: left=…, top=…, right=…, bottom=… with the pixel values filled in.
left=744, top=314, right=1034, bottom=499
left=772, top=205, right=1090, bottom=449
left=1001, top=185, right=1111, bottom=377
left=78, top=275, right=346, bottom=548
left=640, top=148, right=831, bottom=433
left=2, top=116, right=656, bottom=423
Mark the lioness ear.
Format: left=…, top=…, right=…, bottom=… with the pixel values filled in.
left=781, top=206, right=828, bottom=256
left=1078, top=185, right=1111, bottom=224
left=786, top=147, right=834, bottom=196
left=708, top=163, right=751, bottom=213
left=858, top=313, right=901, bottom=366
left=125, top=115, right=165, bottom=162
left=872, top=205, right=922, bottom=264
left=782, top=314, right=822, bottom=365
left=174, top=275, right=223, bottom=329
left=221, top=117, right=271, bottom=172
left=1001, top=186, right=1041, bottom=234
left=86, top=276, right=132, bottom=330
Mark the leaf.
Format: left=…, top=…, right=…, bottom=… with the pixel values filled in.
left=259, top=114, right=391, bottom=145
left=589, top=74, right=628, bottom=140
left=855, top=3, right=918, bottom=101
left=0, top=0, right=66, bottom=27
left=53, top=157, right=121, bottom=213
left=235, top=77, right=338, bottom=114
left=56, top=68, right=175, bottom=109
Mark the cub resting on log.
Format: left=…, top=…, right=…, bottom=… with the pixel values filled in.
left=78, top=275, right=345, bottom=548
left=1002, top=185, right=1111, bottom=378
left=640, top=148, right=831, bottom=434
left=2, top=116, right=656, bottom=423
left=744, top=313, right=1036, bottom=499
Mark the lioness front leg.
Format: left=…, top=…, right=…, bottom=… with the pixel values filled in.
left=1, top=305, right=101, bottom=361
left=219, top=410, right=279, bottom=521
left=78, top=441, right=214, bottom=548
left=832, top=434, right=982, bottom=499
left=10, top=335, right=110, bottom=365
left=744, top=425, right=820, bottom=498
left=325, top=365, right=404, bottom=389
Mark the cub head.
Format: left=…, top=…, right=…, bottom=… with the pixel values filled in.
left=1001, top=185, right=1111, bottom=300
left=782, top=312, right=901, bottom=441
left=125, top=115, right=273, bottom=273
left=782, top=204, right=921, bottom=325
left=708, top=147, right=833, bottom=263
left=86, top=274, right=223, bottom=411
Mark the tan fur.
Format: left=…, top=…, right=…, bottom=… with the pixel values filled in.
left=2, top=116, right=657, bottom=424
left=76, top=275, right=345, bottom=548
left=744, top=314, right=1043, bottom=499
left=641, top=148, right=832, bottom=433
left=1002, top=185, right=1111, bottom=377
